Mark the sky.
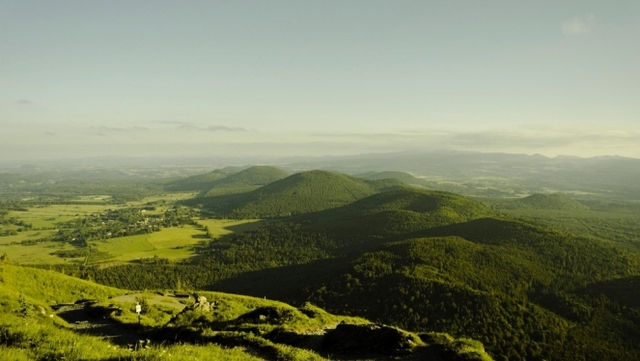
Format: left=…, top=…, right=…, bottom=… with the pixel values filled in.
left=1, top=0, right=639, bottom=162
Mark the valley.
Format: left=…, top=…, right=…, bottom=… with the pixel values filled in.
left=1, top=157, right=640, bottom=360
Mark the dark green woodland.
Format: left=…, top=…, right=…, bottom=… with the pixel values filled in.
left=3, top=162, right=640, bottom=360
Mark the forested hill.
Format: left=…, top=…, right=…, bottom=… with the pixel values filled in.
left=187, top=170, right=402, bottom=218
left=164, top=169, right=229, bottom=192
left=201, top=165, right=289, bottom=196
left=297, top=187, right=495, bottom=238
left=498, top=193, right=590, bottom=211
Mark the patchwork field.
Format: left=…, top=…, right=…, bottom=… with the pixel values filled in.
left=6, top=204, right=120, bottom=229
left=0, top=230, right=57, bottom=245
left=0, top=240, right=78, bottom=265
left=0, top=218, right=262, bottom=265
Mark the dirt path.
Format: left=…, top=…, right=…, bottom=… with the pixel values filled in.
left=55, top=303, right=142, bottom=346
left=54, top=294, right=188, bottom=347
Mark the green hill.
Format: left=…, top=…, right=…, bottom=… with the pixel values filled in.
left=0, top=261, right=492, bottom=361
left=191, top=170, right=400, bottom=218
left=172, top=188, right=640, bottom=360
left=164, top=169, right=230, bottom=192
left=301, top=187, right=495, bottom=238
left=202, top=165, right=289, bottom=196
left=502, top=193, right=590, bottom=211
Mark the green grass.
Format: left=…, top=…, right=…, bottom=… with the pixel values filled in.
left=89, top=226, right=200, bottom=262
left=88, top=220, right=263, bottom=263
left=0, top=265, right=271, bottom=360
left=0, top=241, right=81, bottom=265
left=0, top=230, right=57, bottom=245
left=0, top=312, right=266, bottom=361
left=0, top=263, right=124, bottom=304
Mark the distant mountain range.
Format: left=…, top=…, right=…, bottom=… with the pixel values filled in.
left=4, top=150, right=640, bottom=203
left=284, top=151, right=640, bottom=202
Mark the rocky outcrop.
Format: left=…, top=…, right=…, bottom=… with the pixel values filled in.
left=191, top=296, right=211, bottom=312
left=322, top=322, right=420, bottom=354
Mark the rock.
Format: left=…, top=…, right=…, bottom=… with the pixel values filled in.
left=191, top=296, right=211, bottom=312
left=322, top=323, right=419, bottom=354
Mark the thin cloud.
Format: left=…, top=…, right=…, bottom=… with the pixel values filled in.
left=45, top=132, right=56, bottom=136
left=172, top=124, right=247, bottom=132
left=90, top=126, right=150, bottom=132
left=156, top=120, right=194, bottom=127
left=562, top=14, right=595, bottom=35
left=311, top=132, right=426, bottom=140
left=16, top=99, right=33, bottom=105
left=207, top=125, right=246, bottom=132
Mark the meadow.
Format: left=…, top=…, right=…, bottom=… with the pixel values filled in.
left=88, top=219, right=263, bottom=263
left=6, top=204, right=119, bottom=229
left=0, top=215, right=262, bottom=265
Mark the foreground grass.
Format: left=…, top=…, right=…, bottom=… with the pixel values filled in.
left=0, top=313, right=265, bottom=361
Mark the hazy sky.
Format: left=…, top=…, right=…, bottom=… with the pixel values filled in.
left=2, top=1, right=639, bottom=161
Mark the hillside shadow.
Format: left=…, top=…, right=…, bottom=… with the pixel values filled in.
left=580, top=275, right=640, bottom=309
left=206, top=258, right=349, bottom=302
left=56, top=306, right=141, bottom=346
left=223, top=219, right=271, bottom=233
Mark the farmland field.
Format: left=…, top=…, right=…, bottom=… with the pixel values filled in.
left=0, top=240, right=80, bottom=265
left=0, top=216, right=262, bottom=265
left=88, top=219, right=263, bottom=263
left=6, top=204, right=120, bottom=229
left=89, top=225, right=204, bottom=262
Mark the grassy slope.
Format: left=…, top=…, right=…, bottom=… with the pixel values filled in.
left=0, top=263, right=267, bottom=361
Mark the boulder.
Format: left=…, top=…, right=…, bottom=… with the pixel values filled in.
left=192, top=296, right=211, bottom=312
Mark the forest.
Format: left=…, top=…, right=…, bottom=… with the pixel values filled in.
left=2, top=165, right=640, bottom=360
